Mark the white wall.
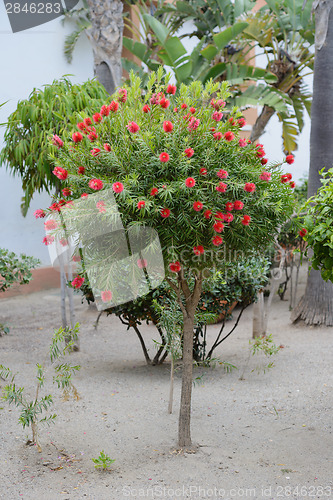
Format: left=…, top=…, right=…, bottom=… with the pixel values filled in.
left=0, top=1, right=94, bottom=264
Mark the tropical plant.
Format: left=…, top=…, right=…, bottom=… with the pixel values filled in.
left=0, top=324, right=80, bottom=452
left=291, top=0, right=333, bottom=326
left=301, top=168, right=333, bottom=283
left=0, top=248, right=40, bottom=293
left=0, top=77, right=109, bottom=215
left=43, top=70, right=295, bottom=447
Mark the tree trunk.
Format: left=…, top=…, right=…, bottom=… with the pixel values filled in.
left=86, top=0, right=124, bottom=95
left=178, top=314, right=195, bottom=448
left=250, top=105, right=275, bottom=143
left=291, top=0, right=333, bottom=326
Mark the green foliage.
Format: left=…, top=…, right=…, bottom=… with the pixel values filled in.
left=0, top=248, right=40, bottom=293
left=0, top=324, right=80, bottom=450
left=0, top=77, right=109, bottom=215
left=49, top=73, right=295, bottom=278
left=92, top=450, right=116, bottom=470
left=0, top=324, right=10, bottom=336
left=302, top=169, right=333, bottom=282
left=249, top=333, right=282, bottom=374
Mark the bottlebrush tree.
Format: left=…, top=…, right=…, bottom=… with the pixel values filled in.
left=46, top=69, right=295, bottom=448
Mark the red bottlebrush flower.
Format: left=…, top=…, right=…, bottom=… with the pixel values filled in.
left=299, top=228, right=307, bottom=238
left=224, top=212, right=234, bottom=223
left=204, top=209, right=212, bottom=219
left=137, top=258, right=148, bottom=269
left=213, top=132, right=222, bottom=141
left=71, top=276, right=85, bottom=289
left=259, top=171, right=271, bottom=182
left=161, top=208, right=171, bottom=218
left=215, top=211, right=224, bottom=220
left=200, top=168, right=208, bottom=176
left=225, top=202, right=234, bottom=211
left=65, top=201, right=74, bottom=209
left=187, top=117, right=200, bottom=131
left=72, top=254, right=81, bottom=262
left=52, top=135, right=64, bottom=148
left=228, top=117, right=235, bottom=126
left=127, top=121, right=140, bottom=133
left=159, top=152, right=170, bottom=163
left=104, top=143, right=111, bottom=152
left=216, top=182, right=227, bottom=193
left=112, top=182, right=124, bottom=193
left=185, top=148, right=194, bottom=158
left=93, top=113, right=102, bottom=123
left=62, top=188, right=72, bottom=197
left=281, top=173, right=292, bottom=183
left=210, top=99, right=226, bottom=110
left=150, top=187, right=158, bottom=196
left=286, top=154, right=294, bottom=164
left=212, top=111, right=223, bottom=121
left=52, top=167, right=68, bottom=180
left=256, top=148, right=265, bottom=158
left=137, top=200, right=145, bottom=209
left=163, top=121, right=173, bottom=132
left=169, top=261, right=181, bottom=273
left=108, top=101, right=119, bottom=113
left=181, top=103, right=188, bottom=110
left=44, top=219, right=58, bottom=230
left=261, top=158, right=268, bottom=165
left=166, top=84, right=177, bottom=95
left=193, top=201, right=203, bottom=212
left=59, top=238, right=68, bottom=247
left=49, top=202, right=61, bottom=212
left=72, top=131, right=83, bottom=143
left=77, top=122, right=86, bottom=131
left=43, top=235, right=55, bottom=246
left=244, top=182, right=256, bottom=193
left=100, top=105, right=109, bottom=116
left=237, top=118, right=246, bottom=128
left=81, top=193, right=88, bottom=199
left=160, top=97, right=170, bottom=109
left=34, top=209, right=45, bottom=219
left=193, top=245, right=204, bottom=256
left=289, top=181, right=296, bottom=189
left=212, top=235, right=223, bottom=246
left=173, top=107, right=178, bottom=113
left=224, top=131, right=234, bottom=141
left=238, top=139, right=247, bottom=148
left=83, top=117, right=92, bottom=127
left=78, top=166, right=85, bottom=175
left=217, top=169, right=228, bottom=179
left=91, top=148, right=101, bottom=156
left=242, top=215, right=251, bottom=226
left=185, top=177, right=196, bottom=188
left=142, top=104, right=151, bottom=113
left=89, top=178, right=103, bottom=191
left=213, top=221, right=224, bottom=233
left=190, top=107, right=196, bottom=114
left=150, top=92, right=164, bottom=105
left=96, top=201, right=106, bottom=213
left=233, top=200, right=244, bottom=211
left=118, top=88, right=127, bottom=103
left=101, top=290, right=112, bottom=303
left=87, top=128, right=98, bottom=141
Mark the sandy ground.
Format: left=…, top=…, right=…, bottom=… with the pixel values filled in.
left=0, top=266, right=332, bottom=500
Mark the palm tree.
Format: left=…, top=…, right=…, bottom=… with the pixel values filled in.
left=291, top=0, right=333, bottom=326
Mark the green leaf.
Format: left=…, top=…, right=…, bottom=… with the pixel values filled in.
left=201, top=44, right=219, bottom=61
left=142, top=14, right=169, bottom=45
left=213, top=22, right=249, bottom=50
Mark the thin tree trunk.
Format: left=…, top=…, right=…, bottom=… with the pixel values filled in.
left=250, top=105, right=275, bottom=143
left=168, top=356, right=174, bottom=414
left=86, top=0, right=124, bottom=95
left=252, top=291, right=265, bottom=338
left=178, top=314, right=195, bottom=448
left=291, top=0, right=333, bottom=326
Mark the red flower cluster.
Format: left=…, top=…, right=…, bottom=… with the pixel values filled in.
left=150, top=187, right=158, bottom=196
left=163, top=121, right=173, bottom=133
left=233, top=200, right=244, bottom=211
left=161, top=208, right=171, bottom=218
left=185, top=148, right=194, bottom=158
left=137, top=200, right=145, bottom=209
left=225, top=202, right=233, bottom=211
left=34, top=209, right=45, bottom=219
left=244, top=183, right=256, bottom=193
left=127, top=121, right=140, bottom=133
left=118, top=89, right=127, bottom=103
left=217, top=169, right=228, bottom=179
left=89, top=178, right=103, bottom=191
left=237, top=118, right=246, bottom=128
left=104, top=143, right=111, bottom=152
left=93, top=113, right=102, bottom=123
left=52, top=135, right=64, bottom=148
left=71, top=276, right=85, bottom=289
left=44, top=219, right=58, bottom=230
left=213, top=221, right=224, bottom=233
left=212, top=235, right=223, bottom=246
left=109, top=101, right=119, bottom=113
left=78, top=166, right=85, bottom=175
left=142, top=104, right=150, bottom=113
left=200, top=168, right=207, bottom=176
left=72, top=132, right=83, bottom=143
left=213, top=132, right=222, bottom=141
left=43, top=235, right=55, bottom=246
left=281, top=173, right=292, bottom=183
left=224, top=213, right=233, bottom=223
left=100, top=105, right=109, bottom=116
left=53, top=167, right=68, bottom=180
left=259, top=171, right=271, bottom=182
left=160, top=97, right=170, bottom=109
left=299, top=228, right=307, bottom=238
left=159, top=152, right=170, bottom=163
left=101, top=290, right=112, bottom=303
left=90, top=148, right=101, bottom=156
left=185, top=177, right=196, bottom=188
left=166, top=84, right=177, bottom=95
left=224, top=131, right=234, bottom=142
left=216, top=182, right=227, bottom=193
left=210, top=99, right=225, bottom=110
left=193, top=201, right=203, bottom=212
left=187, top=117, right=200, bottom=131
left=112, top=182, right=124, bottom=193
left=193, top=245, right=204, bottom=256
left=62, top=188, right=72, bottom=197
left=212, top=111, right=223, bottom=122
left=204, top=210, right=212, bottom=219
left=169, top=261, right=181, bottom=273
left=238, top=139, right=247, bottom=148
left=242, top=215, right=251, bottom=226
left=285, top=154, right=294, bottom=164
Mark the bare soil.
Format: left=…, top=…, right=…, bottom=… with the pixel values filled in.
left=0, top=266, right=332, bottom=500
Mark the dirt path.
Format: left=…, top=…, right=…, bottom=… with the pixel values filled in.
left=0, top=271, right=332, bottom=500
